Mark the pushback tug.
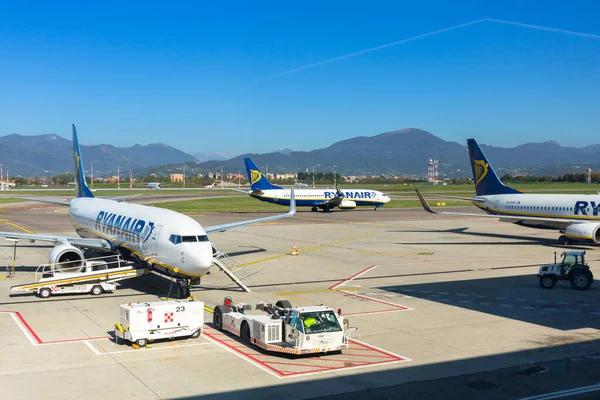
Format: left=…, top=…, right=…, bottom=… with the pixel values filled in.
left=213, top=297, right=357, bottom=355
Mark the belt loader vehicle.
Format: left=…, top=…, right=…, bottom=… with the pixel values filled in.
left=213, top=297, right=356, bottom=355
left=538, top=251, right=594, bottom=290
left=10, top=255, right=146, bottom=298
left=115, top=299, right=204, bottom=347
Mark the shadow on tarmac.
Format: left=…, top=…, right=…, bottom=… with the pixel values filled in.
left=172, top=339, right=600, bottom=400
left=388, top=227, right=594, bottom=250
left=378, top=275, right=600, bottom=331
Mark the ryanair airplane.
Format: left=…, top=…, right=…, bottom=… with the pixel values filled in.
left=416, top=138, right=600, bottom=246
left=0, top=125, right=296, bottom=293
left=243, top=158, right=391, bottom=212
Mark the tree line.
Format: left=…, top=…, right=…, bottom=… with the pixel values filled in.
left=501, top=172, right=600, bottom=183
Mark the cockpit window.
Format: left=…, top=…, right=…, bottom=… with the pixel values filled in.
left=170, top=234, right=210, bottom=245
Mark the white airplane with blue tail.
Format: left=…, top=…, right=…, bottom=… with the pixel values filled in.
left=0, top=125, right=296, bottom=294
left=243, top=158, right=390, bottom=212
left=416, top=138, right=600, bottom=246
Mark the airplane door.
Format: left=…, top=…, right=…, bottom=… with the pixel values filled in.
left=142, top=225, right=162, bottom=256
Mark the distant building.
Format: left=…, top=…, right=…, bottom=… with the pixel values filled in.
left=170, top=173, right=183, bottom=183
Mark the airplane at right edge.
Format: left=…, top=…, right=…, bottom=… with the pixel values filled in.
left=416, top=138, right=600, bottom=246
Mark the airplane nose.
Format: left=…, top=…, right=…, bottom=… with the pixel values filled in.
left=383, top=196, right=391, bottom=203
left=184, top=242, right=214, bottom=275
left=198, top=242, right=214, bottom=270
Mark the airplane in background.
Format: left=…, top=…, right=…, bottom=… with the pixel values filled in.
left=0, top=124, right=296, bottom=295
left=205, top=182, right=217, bottom=189
left=243, top=158, right=390, bottom=212
left=416, top=138, right=600, bottom=246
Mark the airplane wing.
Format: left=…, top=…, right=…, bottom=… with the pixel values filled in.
left=108, top=194, right=143, bottom=202
left=421, top=194, right=486, bottom=202
left=0, top=196, right=71, bottom=206
left=415, top=188, right=579, bottom=226
left=205, top=188, right=296, bottom=233
left=0, top=232, right=112, bottom=250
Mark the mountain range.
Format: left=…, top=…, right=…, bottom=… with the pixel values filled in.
left=2, top=129, right=600, bottom=177
left=192, top=129, right=600, bottom=178
left=0, top=134, right=197, bottom=176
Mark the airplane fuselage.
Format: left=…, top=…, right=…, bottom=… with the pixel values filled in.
left=476, top=193, right=600, bottom=243
left=251, top=188, right=390, bottom=208
left=69, top=198, right=213, bottom=277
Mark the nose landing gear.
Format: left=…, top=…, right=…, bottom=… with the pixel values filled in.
left=174, top=279, right=191, bottom=299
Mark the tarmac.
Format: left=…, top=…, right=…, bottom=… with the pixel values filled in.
left=1, top=201, right=600, bottom=399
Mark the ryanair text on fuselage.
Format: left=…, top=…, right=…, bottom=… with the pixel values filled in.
left=95, top=210, right=155, bottom=243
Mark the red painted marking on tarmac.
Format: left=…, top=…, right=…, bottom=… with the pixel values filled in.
left=8, top=311, right=43, bottom=344
left=1, top=310, right=110, bottom=345
left=267, top=361, right=334, bottom=370
left=203, top=329, right=285, bottom=376
left=203, top=328, right=408, bottom=377
left=351, top=339, right=404, bottom=359
left=329, top=264, right=377, bottom=290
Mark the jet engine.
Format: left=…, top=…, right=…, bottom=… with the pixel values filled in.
left=49, top=244, right=85, bottom=272
left=565, top=223, right=600, bottom=244
left=339, top=200, right=357, bottom=209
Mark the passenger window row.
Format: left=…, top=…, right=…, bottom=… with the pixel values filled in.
left=506, top=205, right=573, bottom=211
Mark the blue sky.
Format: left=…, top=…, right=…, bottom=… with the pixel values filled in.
left=1, top=1, right=599, bottom=154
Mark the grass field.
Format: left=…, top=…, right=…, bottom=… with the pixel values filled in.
left=150, top=196, right=468, bottom=213
left=0, top=198, right=22, bottom=204
left=3, top=181, right=599, bottom=212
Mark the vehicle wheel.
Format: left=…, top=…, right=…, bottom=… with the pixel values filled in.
left=570, top=269, right=593, bottom=290
left=558, top=235, right=569, bottom=245
left=90, top=285, right=103, bottom=296
left=39, top=287, right=51, bottom=298
left=276, top=300, right=292, bottom=309
left=539, top=275, right=556, bottom=289
left=241, top=321, right=251, bottom=343
left=136, top=338, right=147, bottom=347
left=213, top=305, right=229, bottom=330
left=311, top=207, right=318, bottom=212
left=190, top=329, right=201, bottom=338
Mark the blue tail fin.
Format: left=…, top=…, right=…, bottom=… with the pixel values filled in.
left=243, top=158, right=282, bottom=190
left=467, top=139, right=520, bottom=196
left=72, top=124, right=94, bottom=198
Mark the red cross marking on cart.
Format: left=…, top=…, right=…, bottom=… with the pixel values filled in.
left=164, top=312, right=173, bottom=323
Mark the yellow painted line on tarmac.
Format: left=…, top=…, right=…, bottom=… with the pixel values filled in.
left=274, top=287, right=359, bottom=296
left=186, top=214, right=205, bottom=217
left=295, top=215, right=397, bottom=228
left=4, top=221, right=35, bottom=234
left=236, top=232, right=377, bottom=268
left=237, top=253, right=289, bottom=268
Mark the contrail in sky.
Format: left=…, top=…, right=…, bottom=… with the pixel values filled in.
left=487, top=18, right=600, bottom=40
left=267, top=18, right=600, bottom=78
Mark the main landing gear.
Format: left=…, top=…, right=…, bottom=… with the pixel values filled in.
left=311, top=207, right=318, bottom=212
left=558, top=235, right=569, bottom=246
